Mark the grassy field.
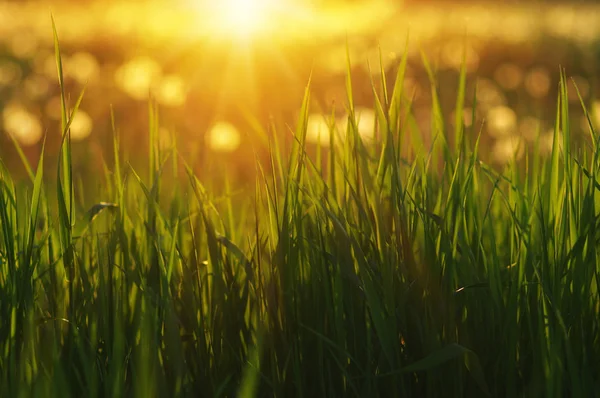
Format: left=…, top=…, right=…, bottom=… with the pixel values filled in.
left=1, top=24, right=600, bottom=397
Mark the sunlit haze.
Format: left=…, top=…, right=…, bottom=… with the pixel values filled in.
left=186, top=0, right=312, bottom=40
left=212, top=0, right=273, bottom=37
left=0, top=1, right=598, bottom=167
left=181, top=0, right=394, bottom=43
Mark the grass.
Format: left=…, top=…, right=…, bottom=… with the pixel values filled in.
left=0, top=24, right=599, bottom=398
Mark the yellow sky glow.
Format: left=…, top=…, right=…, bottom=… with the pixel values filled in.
left=196, top=0, right=280, bottom=39
left=182, top=0, right=395, bottom=44
left=220, top=0, right=269, bottom=35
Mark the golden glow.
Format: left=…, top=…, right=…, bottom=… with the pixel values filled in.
left=2, top=104, right=43, bottom=146
left=306, top=114, right=333, bottom=147
left=207, top=122, right=241, bottom=153
left=219, top=0, right=269, bottom=35
left=157, top=75, right=187, bottom=107
left=114, top=57, right=162, bottom=101
left=192, top=0, right=279, bottom=39
left=184, top=0, right=393, bottom=43
left=70, top=111, right=93, bottom=141
left=67, top=52, right=100, bottom=84
left=487, top=106, right=517, bottom=138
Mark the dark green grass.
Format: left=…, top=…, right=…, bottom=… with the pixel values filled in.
left=0, top=25, right=599, bottom=398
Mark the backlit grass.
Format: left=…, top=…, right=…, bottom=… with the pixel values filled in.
left=0, top=24, right=599, bottom=398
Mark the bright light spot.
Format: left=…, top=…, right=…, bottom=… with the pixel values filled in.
left=70, top=111, right=93, bottom=141
left=306, top=114, right=332, bottom=147
left=487, top=106, right=516, bottom=137
left=207, top=121, right=241, bottom=152
left=115, top=57, right=162, bottom=101
left=223, top=0, right=267, bottom=34
left=337, top=107, right=377, bottom=144
left=67, top=52, right=100, bottom=84
left=2, top=104, right=43, bottom=146
left=194, top=0, right=276, bottom=38
left=355, top=107, right=377, bottom=143
left=157, top=75, right=187, bottom=107
left=185, top=0, right=393, bottom=44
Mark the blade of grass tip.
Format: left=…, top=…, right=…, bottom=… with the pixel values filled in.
left=128, top=163, right=169, bottom=235
left=559, top=69, right=579, bottom=251
left=286, top=72, right=312, bottom=213
left=559, top=68, right=571, bottom=176
left=52, top=15, right=72, bottom=218
left=53, top=17, right=81, bottom=225
left=469, top=81, right=478, bottom=142
left=267, top=118, right=285, bottom=193
left=345, top=36, right=355, bottom=115
left=239, top=102, right=270, bottom=149
left=454, top=46, right=467, bottom=156
left=0, top=160, right=17, bottom=270
left=73, top=202, right=119, bottom=239
left=148, top=97, right=160, bottom=184
left=549, top=76, right=562, bottom=218
left=110, top=105, right=123, bottom=192
left=389, top=33, right=410, bottom=133
left=58, top=88, right=86, bottom=227
left=404, top=90, right=426, bottom=166
left=572, top=77, right=597, bottom=153
left=421, top=49, right=450, bottom=171
left=25, top=138, right=46, bottom=266
left=51, top=15, right=67, bottom=135
left=378, top=45, right=390, bottom=111
left=327, top=109, right=342, bottom=204
left=367, top=60, right=389, bottom=192
left=52, top=17, right=82, bottom=325
left=184, top=164, right=225, bottom=292
left=166, top=220, right=180, bottom=283
left=8, top=133, right=35, bottom=182
left=386, top=36, right=411, bottom=181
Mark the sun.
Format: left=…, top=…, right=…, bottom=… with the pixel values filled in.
left=183, top=0, right=317, bottom=43
left=208, top=0, right=275, bottom=38
left=221, top=0, right=268, bottom=33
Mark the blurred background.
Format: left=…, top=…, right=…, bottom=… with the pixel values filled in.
left=1, top=0, right=600, bottom=181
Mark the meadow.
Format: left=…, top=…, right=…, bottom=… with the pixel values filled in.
left=1, top=7, right=600, bottom=398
